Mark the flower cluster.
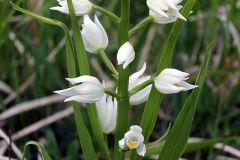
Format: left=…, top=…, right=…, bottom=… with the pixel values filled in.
left=51, top=0, right=195, bottom=157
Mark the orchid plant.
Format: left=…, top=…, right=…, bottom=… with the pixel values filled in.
left=11, top=0, right=214, bottom=159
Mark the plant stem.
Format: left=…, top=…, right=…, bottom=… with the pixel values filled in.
left=99, top=49, right=119, bottom=77
left=67, top=0, right=111, bottom=159
left=128, top=79, right=154, bottom=96
left=114, top=0, right=130, bottom=159
left=128, top=16, right=154, bottom=36
left=105, top=89, right=122, bottom=100
left=93, top=5, right=120, bottom=23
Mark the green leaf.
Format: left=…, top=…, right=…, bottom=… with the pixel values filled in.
left=140, top=0, right=198, bottom=144
left=65, top=140, right=79, bottom=160
left=45, top=130, right=60, bottom=160
left=10, top=3, right=97, bottom=160
left=66, top=1, right=110, bottom=159
left=145, top=137, right=236, bottom=157
left=184, top=137, right=237, bottom=153
left=158, top=42, right=214, bottom=160
left=22, top=141, right=52, bottom=160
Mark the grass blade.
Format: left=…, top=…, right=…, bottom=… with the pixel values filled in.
left=158, top=42, right=214, bottom=160
left=22, top=141, right=52, bottom=160
left=145, top=137, right=236, bottom=157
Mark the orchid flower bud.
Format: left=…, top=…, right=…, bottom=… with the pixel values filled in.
left=119, top=125, right=146, bottom=156
left=96, top=94, right=117, bottom=134
left=81, top=15, right=108, bottom=53
left=147, top=0, right=186, bottom=24
left=154, top=68, right=198, bottom=94
left=117, top=42, right=135, bottom=69
left=54, top=75, right=104, bottom=103
left=129, top=63, right=152, bottom=105
left=50, top=0, right=93, bottom=16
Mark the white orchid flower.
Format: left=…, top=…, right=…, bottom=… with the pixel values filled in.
left=50, top=0, right=93, bottom=16
left=54, top=75, right=105, bottom=103
left=147, top=0, right=186, bottom=24
left=154, top=68, right=198, bottom=94
left=117, top=42, right=135, bottom=69
left=129, top=63, right=152, bottom=105
left=119, top=125, right=146, bottom=156
left=81, top=15, right=108, bottom=53
left=96, top=94, right=117, bottom=134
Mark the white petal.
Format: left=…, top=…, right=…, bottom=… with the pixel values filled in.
left=171, top=0, right=183, bottom=5
left=50, top=0, right=92, bottom=16
left=50, top=6, right=69, bottom=14
left=163, top=0, right=178, bottom=10
left=94, top=15, right=108, bottom=49
left=179, top=81, right=198, bottom=91
left=117, top=42, right=135, bottom=69
left=130, top=125, right=142, bottom=133
left=81, top=29, right=98, bottom=53
left=130, top=84, right=152, bottom=105
left=96, top=95, right=117, bottom=134
left=154, top=81, right=184, bottom=94
left=82, top=15, right=103, bottom=52
left=54, top=87, right=78, bottom=96
left=156, top=74, right=186, bottom=85
left=66, top=75, right=100, bottom=85
left=147, top=0, right=169, bottom=17
left=75, top=83, right=104, bottom=95
left=174, top=10, right=187, bottom=21
left=129, top=63, right=147, bottom=89
left=136, top=143, right=146, bottom=156
left=119, top=139, right=126, bottom=149
left=160, top=68, right=189, bottom=78
left=64, top=94, right=103, bottom=103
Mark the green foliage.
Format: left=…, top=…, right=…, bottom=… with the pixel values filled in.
left=158, top=43, right=214, bottom=160
left=22, top=141, right=52, bottom=160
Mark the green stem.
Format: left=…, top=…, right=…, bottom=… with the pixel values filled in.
left=128, top=79, right=154, bottom=96
left=67, top=1, right=111, bottom=159
left=128, top=16, right=154, bottom=36
left=99, top=49, right=119, bottom=77
left=114, top=0, right=130, bottom=159
left=105, top=89, right=122, bottom=100
left=93, top=5, right=120, bottom=23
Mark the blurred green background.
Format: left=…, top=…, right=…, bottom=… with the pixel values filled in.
left=0, top=0, right=240, bottom=159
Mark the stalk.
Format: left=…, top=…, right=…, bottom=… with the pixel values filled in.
left=114, top=0, right=130, bottom=159
left=66, top=0, right=111, bottom=159
left=99, top=49, right=119, bottom=77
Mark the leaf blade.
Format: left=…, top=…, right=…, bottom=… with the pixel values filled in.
left=158, top=42, right=214, bottom=160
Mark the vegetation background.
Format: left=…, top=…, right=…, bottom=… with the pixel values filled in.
left=0, top=0, right=239, bottom=159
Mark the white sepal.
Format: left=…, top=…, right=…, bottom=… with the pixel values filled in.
left=54, top=75, right=104, bottom=103
left=147, top=0, right=186, bottom=24
left=129, top=63, right=152, bottom=105
left=154, top=68, right=198, bottom=94
left=96, top=94, right=117, bottom=134
left=117, top=42, right=135, bottom=69
left=81, top=15, right=108, bottom=53
left=50, top=0, right=93, bottom=16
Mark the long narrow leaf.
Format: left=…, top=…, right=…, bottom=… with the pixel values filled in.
left=10, top=3, right=97, bottom=159
left=140, top=0, right=198, bottom=143
left=22, top=141, right=52, bottom=160
left=158, top=42, right=214, bottom=160
left=66, top=1, right=110, bottom=159
left=145, top=137, right=236, bottom=157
